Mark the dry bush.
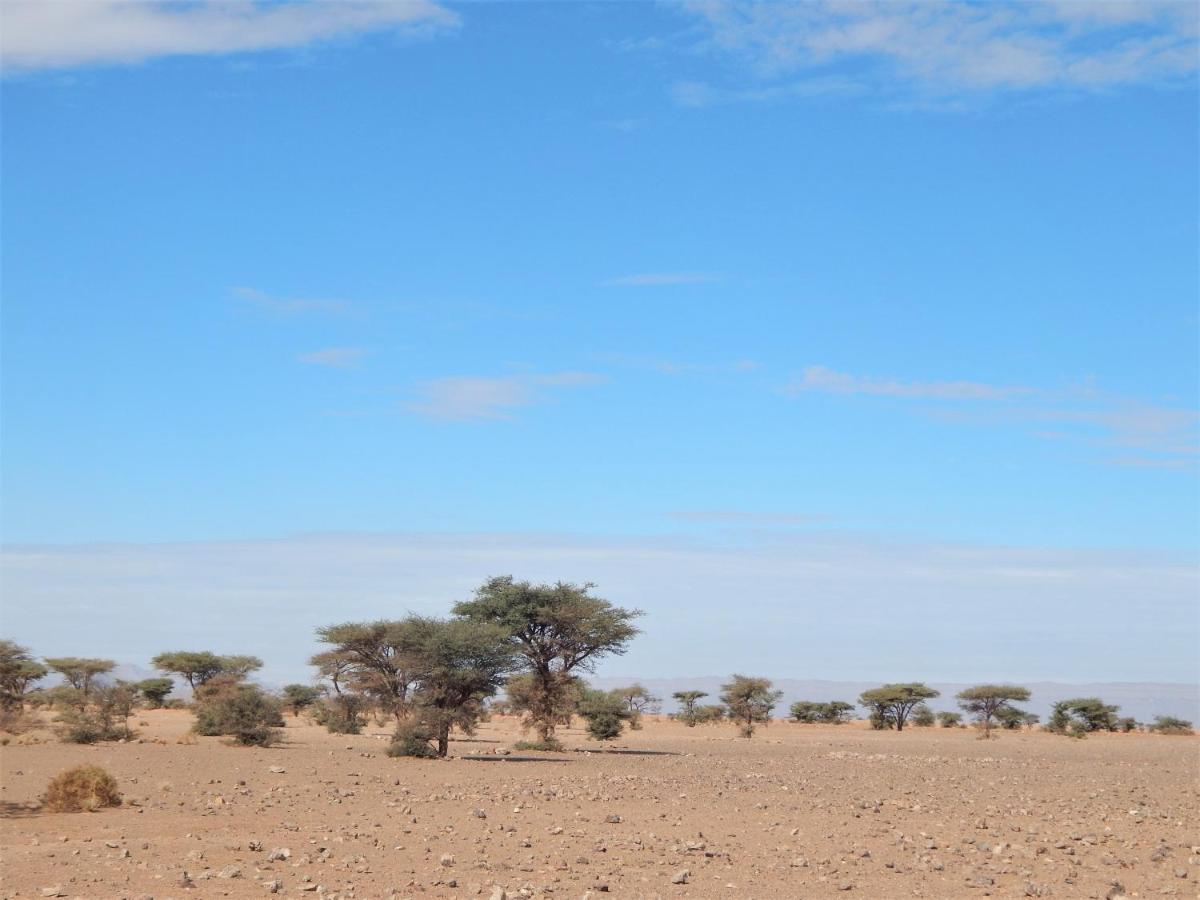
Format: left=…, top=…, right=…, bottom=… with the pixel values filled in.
left=43, top=765, right=121, bottom=813
left=0, top=705, right=39, bottom=735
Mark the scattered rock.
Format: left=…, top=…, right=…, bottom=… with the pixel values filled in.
left=671, top=869, right=690, bottom=885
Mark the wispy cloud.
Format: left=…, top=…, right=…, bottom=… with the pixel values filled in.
left=672, top=1, right=1198, bottom=104
left=602, top=272, right=719, bottom=287
left=232, top=286, right=349, bottom=316
left=790, top=364, right=1198, bottom=467
left=668, top=509, right=824, bottom=527
left=297, top=347, right=368, bottom=369
left=787, top=364, right=1033, bottom=400
left=3, top=531, right=1195, bottom=685
left=1, top=0, right=458, bottom=73
left=407, top=371, right=606, bottom=421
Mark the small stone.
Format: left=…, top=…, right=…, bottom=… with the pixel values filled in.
left=40, top=889, right=65, bottom=898
left=604, top=815, right=622, bottom=824
left=268, top=766, right=286, bottom=774
left=218, top=865, right=242, bottom=879
left=440, top=853, right=456, bottom=867
left=671, top=869, right=690, bottom=885
left=264, top=879, right=283, bottom=893
left=267, top=848, right=291, bottom=862
left=489, top=888, right=507, bottom=900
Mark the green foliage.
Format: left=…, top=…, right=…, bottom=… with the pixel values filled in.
left=151, top=651, right=260, bottom=689
left=513, top=739, right=565, bottom=751
left=453, top=576, right=640, bottom=743
left=790, top=700, right=854, bottom=724
left=313, top=693, right=365, bottom=734
left=858, top=683, right=940, bottom=731
left=577, top=688, right=634, bottom=741
left=282, top=684, right=324, bottom=716
left=193, top=683, right=283, bottom=746
left=1047, top=697, right=1120, bottom=737
left=137, top=678, right=174, bottom=708
left=0, top=640, right=49, bottom=708
left=694, top=704, right=727, bottom=724
left=612, top=683, right=660, bottom=729
left=44, top=657, right=115, bottom=696
left=911, top=704, right=936, bottom=727
left=1150, top=716, right=1193, bottom=735
left=671, top=690, right=709, bottom=727
left=936, top=711, right=963, bottom=728
left=720, top=674, right=782, bottom=738
left=995, top=706, right=1039, bottom=730
left=956, top=684, right=1032, bottom=737
left=1114, top=716, right=1140, bottom=733
left=387, top=721, right=439, bottom=758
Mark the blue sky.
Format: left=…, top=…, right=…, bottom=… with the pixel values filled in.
left=1, top=2, right=1197, bottom=685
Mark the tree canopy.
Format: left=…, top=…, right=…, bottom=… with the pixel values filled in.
left=858, top=683, right=940, bottom=731
left=956, top=684, right=1032, bottom=737
left=720, top=674, right=783, bottom=738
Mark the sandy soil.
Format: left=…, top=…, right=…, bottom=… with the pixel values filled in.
left=1, top=710, right=1196, bottom=899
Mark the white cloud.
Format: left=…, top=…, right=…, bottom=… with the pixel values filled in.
left=232, top=286, right=349, bottom=315
left=674, top=0, right=1198, bottom=101
left=790, top=364, right=1198, bottom=466
left=788, top=364, right=1033, bottom=400
left=407, top=371, right=606, bottom=421
left=1, top=0, right=458, bottom=73
left=602, top=272, right=718, bottom=287
left=298, top=347, right=368, bottom=368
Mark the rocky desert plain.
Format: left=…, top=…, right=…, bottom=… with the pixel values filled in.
left=1, top=711, right=1197, bottom=900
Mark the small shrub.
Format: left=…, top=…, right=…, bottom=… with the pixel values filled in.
left=193, top=684, right=283, bottom=746
left=513, top=739, right=564, bottom=752
left=388, top=722, right=438, bottom=758
left=911, top=704, right=936, bottom=727
left=1150, top=716, right=1194, bottom=735
left=577, top=689, right=633, bottom=741
left=312, top=694, right=365, bottom=734
left=936, top=711, right=963, bottom=728
left=43, top=765, right=121, bottom=813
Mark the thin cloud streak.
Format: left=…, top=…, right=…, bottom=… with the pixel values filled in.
left=298, top=347, right=368, bottom=369
left=407, top=371, right=607, bottom=421
left=788, top=365, right=1033, bottom=400
left=232, top=286, right=350, bottom=316
left=1, top=0, right=459, bottom=73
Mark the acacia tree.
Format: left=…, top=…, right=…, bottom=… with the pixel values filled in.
left=453, top=576, right=641, bottom=747
left=137, top=677, right=175, bottom=708
left=399, top=618, right=520, bottom=757
left=956, top=684, right=1032, bottom=738
left=673, top=690, right=708, bottom=727
left=0, top=640, right=48, bottom=708
left=858, top=683, right=940, bottom=732
left=152, top=651, right=260, bottom=690
left=614, top=683, right=660, bottom=729
left=282, top=684, right=324, bottom=716
left=315, top=621, right=430, bottom=722
left=1047, top=697, right=1120, bottom=736
left=44, top=657, right=115, bottom=698
left=720, top=674, right=783, bottom=738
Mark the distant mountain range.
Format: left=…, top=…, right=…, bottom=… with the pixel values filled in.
left=589, top=676, right=1200, bottom=722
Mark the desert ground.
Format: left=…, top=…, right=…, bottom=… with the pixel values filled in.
left=1, top=711, right=1196, bottom=899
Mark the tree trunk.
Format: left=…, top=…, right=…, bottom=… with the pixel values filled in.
left=437, top=725, right=450, bottom=758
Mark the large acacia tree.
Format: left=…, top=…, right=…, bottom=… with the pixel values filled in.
left=720, top=674, right=783, bottom=738
left=315, top=620, right=430, bottom=722
left=44, top=657, right=115, bottom=698
left=453, top=576, right=641, bottom=745
left=956, top=684, right=1032, bottom=738
left=858, top=683, right=940, bottom=732
left=0, top=640, right=48, bottom=708
left=152, top=651, right=262, bottom=690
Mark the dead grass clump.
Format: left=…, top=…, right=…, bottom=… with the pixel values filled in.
left=43, top=765, right=121, bottom=813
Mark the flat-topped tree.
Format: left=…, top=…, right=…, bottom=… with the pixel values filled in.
left=315, top=620, right=430, bottom=722
left=137, top=678, right=174, bottom=708
left=0, top=640, right=49, bottom=708
left=957, top=684, right=1032, bottom=738
left=858, top=683, right=940, bottom=732
left=673, top=690, right=708, bottom=727
left=44, top=657, right=115, bottom=697
left=720, top=674, right=783, bottom=738
left=614, top=683, right=660, bottom=729
left=152, top=652, right=261, bottom=690
left=453, top=576, right=641, bottom=746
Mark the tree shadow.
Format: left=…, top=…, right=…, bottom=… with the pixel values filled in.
left=0, top=801, right=43, bottom=819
